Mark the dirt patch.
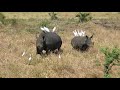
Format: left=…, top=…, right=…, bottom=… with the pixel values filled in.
left=92, top=19, right=120, bottom=30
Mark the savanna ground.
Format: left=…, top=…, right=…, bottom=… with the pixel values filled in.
left=0, top=12, right=120, bottom=78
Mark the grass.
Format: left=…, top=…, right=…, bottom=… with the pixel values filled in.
left=0, top=12, right=120, bottom=78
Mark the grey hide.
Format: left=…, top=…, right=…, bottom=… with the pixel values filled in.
left=36, top=31, right=62, bottom=54
left=71, top=35, right=94, bottom=51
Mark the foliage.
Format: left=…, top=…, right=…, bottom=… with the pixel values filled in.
left=4, top=19, right=18, bottom=26
left=39, top=19, right=51, bottom=27
left=0, top=13, right=17, bottom=26
left=48, top=12, right=58, bottom=20
left=10, top=19, right=17, bottom=25
left=0, top=13, right=6, bottom=24
left=100, top=47, right=120, bottom=78
left=76, top=12, right=92, bottom=23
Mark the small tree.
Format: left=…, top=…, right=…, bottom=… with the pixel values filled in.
left=76, top=12, right=92, bottom=23
left=48, top=12, right=58, bottom=20
left=100, top=47, right=120, bottom=78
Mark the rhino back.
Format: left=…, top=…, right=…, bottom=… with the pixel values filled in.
left=44, top=32, right=62, bottom=50
left=45, top=32, right=61, bottom=44
left=71, top=36, right=87, bottom=49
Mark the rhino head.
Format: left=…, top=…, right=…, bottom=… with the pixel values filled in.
left=81, top=34, right=94, bottom=51
left=36, top=31, right=46, bottom=54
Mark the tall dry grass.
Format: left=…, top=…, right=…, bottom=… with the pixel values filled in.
left=0, top=12, right=120, bottom=78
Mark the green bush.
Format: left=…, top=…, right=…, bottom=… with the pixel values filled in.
left=4, top=19, right=17, bottom=26
left=48, top=12, right=58, bottom=20
left=26, top=29, right=35, bottom=34
left=100, top=47, right=120, bottom=78
left=76, top=12, right=92, bottom=23
left=0, top=13, right=6, bottom=24
left=10, top=19, right=17, bottom=25
left=39, top=19, right=51, bottom=27
left=0, top=13, right=17, bottom=26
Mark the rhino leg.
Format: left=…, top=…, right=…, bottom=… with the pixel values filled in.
left=80, top=44, right=89, bottom=51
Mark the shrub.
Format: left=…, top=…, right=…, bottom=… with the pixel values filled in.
left=0, top=13, right=17, bottom=26
left=4, top=19, right=17, bottom=26
left=100, top=47, right=120, bottom=78
left=26, top=29, right=35, bottom=34
left=76, top=12, right=92, bottom=23
left=48, top=12, right=58, bottom=20
left=10, top=19, right=17, bottom=26
left=0, top=13, right=6, bottom=24
left=39, top=19, right=51, bottom=27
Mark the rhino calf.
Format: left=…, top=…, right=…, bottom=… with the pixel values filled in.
left=71, top=30, right=94, bottom=51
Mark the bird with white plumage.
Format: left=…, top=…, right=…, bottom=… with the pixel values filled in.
left=28, top=54, right=32, bottom=61
left=52, top=27, right=56, bottom=32
left=73, top=29, right=86, bottom=37
left=22, top=51, right=26, bottom=56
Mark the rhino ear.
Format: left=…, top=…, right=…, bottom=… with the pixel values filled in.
left=86, top=35, right=88, bottom=39
left=90, top=33, right=95, bottom=38
left=90, top=34, right=94, bottom=39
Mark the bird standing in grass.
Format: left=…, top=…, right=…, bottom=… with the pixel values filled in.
left=22, top=51, right=26, bottom=56
left=28, top=54, right=32, bottom=65
left=28, top=54, right=32, bottom=61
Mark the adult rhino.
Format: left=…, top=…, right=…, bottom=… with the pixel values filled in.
left=71, top=30, right=94, bottom=51
left=36, top=27, right=62, bottom=55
